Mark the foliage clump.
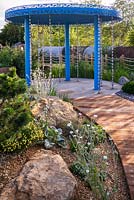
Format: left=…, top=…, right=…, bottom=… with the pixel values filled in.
left=122, top=81, right=134, bottom=94
left=68, top=120, right=108, bottom=199
left=0, top=68, right=43, bottom=152
left=0, top=67, right=27, bottom=103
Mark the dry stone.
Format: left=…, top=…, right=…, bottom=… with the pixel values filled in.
left=0, top=150, right=77, bottom=200
left=118, top=76, right=129, bottom=85
left=32, top=97, right=78, bottom=126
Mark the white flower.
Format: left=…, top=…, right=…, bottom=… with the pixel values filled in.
left=75, top=129, right=79, bottom=133
left=67, top=122, right=72, bottom=127
left=86, top=124, right=90, bottom=127
left=86, top=169, right=89, bottom=174
left=103, top=155, right=108, bottom=160
left=79, top=136, right=83, bottom=139
left=106, top=192, right=110, bottom=196
left=70, top=131, right=73, bottom=134
left=93, top=114, right=98, bottom=118
left=78, top=112, right=82, bottom=116
left=87, top=142, right=91, bottom=146
left=73, top=135, right=77, bottom=137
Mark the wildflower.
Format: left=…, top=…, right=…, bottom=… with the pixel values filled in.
left=87, top=142, right=91, bottom=146
left=86, top=124, right=90, bottom=127
left=103, top=155, right=108, bottom=160
left=86, top=169, right=89, bottom=174
left=75, top=129, right=79, bottom=133
left=73, top=135, right=77, bottom=137
left=106, top=192, right=110, bottom=196
left=67, top=122, right=72, bottom=127
left=79, top=136, right=83, bottom=139
left=70, top=131, right=74, bottom=134
left=78, top=112, right=82, bottom=116
left=93, top=114, right=98, bottom=118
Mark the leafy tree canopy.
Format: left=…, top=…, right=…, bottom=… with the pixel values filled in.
left=0, top=23, right=24, bottom=46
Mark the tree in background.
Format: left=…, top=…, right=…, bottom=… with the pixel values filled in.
left=0, top=23, right=24, bottom=46
left=112, top=0, right=134, bottom=46
left=127, top=30, right=134, bottom=46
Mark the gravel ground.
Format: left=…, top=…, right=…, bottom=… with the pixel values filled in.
left=116, top=90, right=134, bottom=102
left=0, top=139, right=130, bottom=200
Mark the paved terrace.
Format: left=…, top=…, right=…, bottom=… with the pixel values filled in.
left=55, top=78, right=134, bottom=200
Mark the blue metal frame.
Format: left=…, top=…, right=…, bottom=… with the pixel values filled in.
left=5, top=3, right=121, bottom=25
left=65, top=24, right=70, bottom=81
left=94, top=16, right=101, bottom=91
left=5, top=3, right=121, bottom=88
left=24, top=16, right=31, bottom=86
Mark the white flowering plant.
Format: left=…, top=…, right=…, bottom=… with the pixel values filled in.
left=68, top=119, right=109, bottom=200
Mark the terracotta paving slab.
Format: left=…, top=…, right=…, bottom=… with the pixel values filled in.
left=73, top=95, right=134, bottom=200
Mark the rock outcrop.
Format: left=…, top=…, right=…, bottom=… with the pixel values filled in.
left=32, top=97, right=77, bottom=126
left=118, top=76, right=129, bottom=85
left=0, top=150, right=77, bottom=200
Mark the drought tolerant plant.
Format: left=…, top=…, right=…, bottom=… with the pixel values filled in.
left=35, top=104, right=65, bottom=149
left=68, top=121, right=109, bottom=199
left=31, top=69, right=56, bottom=98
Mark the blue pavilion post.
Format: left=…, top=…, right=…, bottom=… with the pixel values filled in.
left=94, top=16, right=101, bottom=91
left=24, top=16, right=31, bottom=86
left=65, top=24, right=70, bottom=81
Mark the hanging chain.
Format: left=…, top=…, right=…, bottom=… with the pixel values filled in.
left=58, top=26, right=61, bottom=82
left=42, top=25, right=45, bottom=72
left=29, top=16, right=32, bottom=84
left=97, top=15, right=101, bottom=93
left=76, top=25, right=79, bottom=81
left=49, top=15, right=52, bottom=89
left=100, top=18, right=103, bottom=87
left=111, top=20, right=114, bottom=89
left=37, top=21, right=41, bottom=71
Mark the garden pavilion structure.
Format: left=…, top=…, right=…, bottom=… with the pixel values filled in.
left=5, top=3, right=121, bottom=90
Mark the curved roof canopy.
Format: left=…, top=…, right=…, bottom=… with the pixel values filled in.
left=5, top=3, right=121, bottom=25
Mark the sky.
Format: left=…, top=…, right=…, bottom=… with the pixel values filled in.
left=0, top=0, right=115, bottom=30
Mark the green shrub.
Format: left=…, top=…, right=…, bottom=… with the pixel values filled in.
left=0, top=94, right=44, bottom=152
left=122, top=81, right=134, bottom=94
left=0, top=67, right=27, bottom=103
left=0, top=121, right=44, bottom=152
left=0, top=69, right=44, bottom=153
left=0, top=46, right=25, bottom=78
left=0, top=46, right=13, bottom=67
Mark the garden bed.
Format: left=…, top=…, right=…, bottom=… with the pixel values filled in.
left=0, top=136, right=130, bottom=200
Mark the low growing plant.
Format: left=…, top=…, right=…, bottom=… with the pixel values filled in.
left=122, top=81, right=134, bottom=94
left=68, top=121, right=108, bottom=199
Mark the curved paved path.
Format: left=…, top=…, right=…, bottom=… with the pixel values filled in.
left=73, top=95, right=134, bottom=200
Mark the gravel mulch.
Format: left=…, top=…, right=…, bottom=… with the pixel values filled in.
left=116, top=90, right=134, bottom=102
left=0, top=139, right=130, bottom=200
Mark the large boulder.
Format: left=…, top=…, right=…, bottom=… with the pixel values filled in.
left=118, top=76, right=129, bottom=85
left=0, top=150, right=77, bottom=200
left=32, top=97, right=78, bottom=126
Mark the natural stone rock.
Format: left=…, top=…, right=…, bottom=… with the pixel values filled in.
left=118, top=76, right=129, bottom=85
left=32, top=97, right=78, bottom=126
left=0, top=150, right=77, bottom=200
